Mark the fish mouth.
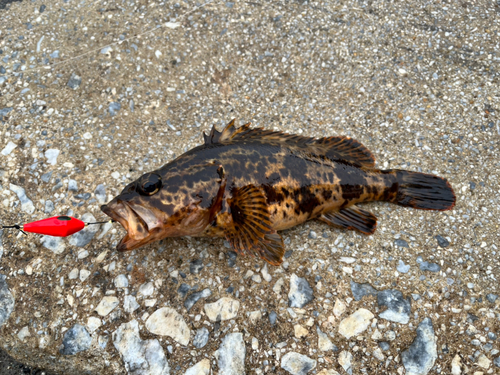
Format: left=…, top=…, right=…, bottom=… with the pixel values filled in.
left=101, top=201, right=162, bottom=251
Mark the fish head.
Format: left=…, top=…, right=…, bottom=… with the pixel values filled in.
left=101, top=163, right=225, bottom=251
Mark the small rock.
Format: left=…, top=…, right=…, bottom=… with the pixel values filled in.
left=333, top=298, right=346, bottom=317
left=377, top=289, right=411, bottom=324
left=9, top=184, right=35, bottom=214
left=379, top=342, right=390, bottom=351
left=1, top=141, right=17, bottom=156
left=288, top=274, right=314, bottom=308
left=44, top=200, right=55, bottom=213
left=204, top=297, right=240, bottom=321
left=138, top=282, right=155, bottom=297
left=435, top=235, right=449, bottom=248
left=185, top=359, right=210, bottom=375
left=397, top=260, right=410, bottom=274
left=86, top=317, right=102, bottom=334
left=189, top=259, right=204, bottom=274
left=486, top=294, right=498, bottom=303
left=45, top=149, right=60, bottom=165
left=79, top=269, right=90, bottom=282
left=338, top=308, right=374, bottom=339
left=68, top=268, right=79, bottom=279
left=317, top=326, right=337, bottom=352
left=95, top=296, right=119, bottom=316
left=123, top=295, right=140, bottom=314
left=316, top=370, right=340, bottom=375
left=113, top=319, right=170, bottom=375
left=114, top=274, right=129, bottom=288
left=95, top=184, right=107, bottom=204
left=248, top=310, right=262, bottom=324
left=50, top=50, right=60, bottom=58
left=373, top=348, right=385, bottom=361
left=294, top=324, right=308, bottom=338
left=350, top=280, right=378, bottom=301
left=338, top=351, right=353, bottom=372
left=17, top=326, right=31, bottom=341
left=451, top=354, right=461, bottom=375
left=261, top=264, right=272, bottom=282
left=280, top=352, right=317, bottom=375
left=109, top=102, right=121, bottom=116
left=477, top=354, right=491, bottom=369
left=60, top=324, right=92, bottom=355
left=67, top=73, right=82, bottom=89
left=184, top=288, right=211, bottom=311
left=394, top=239, right=409, bottom=248
left=177, top=284, right=191, bottom=298
left=217, top=332, right=246, bottom=375
left=68, top=179, right=78, bottom=192
left=402, top=318, right=437, bottom=375
left=494, top=356, right=500, bottom=368
left=269, top=311, right=277, bottom=325
left=145, top=307, right=190, bottom=345
left=41, top=236, right=65, bottom=254
left=193, top=327, right=209, bottom=349
left=417, top=260, right=441, bottom=273
left=69, top=213, right=99, bottom=247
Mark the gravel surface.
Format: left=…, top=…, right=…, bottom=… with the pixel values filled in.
left=0, top=0, right=499, bottom=374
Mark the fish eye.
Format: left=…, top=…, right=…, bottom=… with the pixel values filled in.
left=138, top=173, right=162, bottom=196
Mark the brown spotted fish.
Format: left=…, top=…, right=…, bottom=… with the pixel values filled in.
left=101, top=120, right=455, bottom=265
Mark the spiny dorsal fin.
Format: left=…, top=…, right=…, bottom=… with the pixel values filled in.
left=219, top=184, right=285, bottom=266
left=205, top=120, right=375, bottom=167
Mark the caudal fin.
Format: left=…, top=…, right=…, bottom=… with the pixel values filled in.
left=394, top=170, right=455, bottom=211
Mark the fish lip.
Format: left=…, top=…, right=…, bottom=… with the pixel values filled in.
left=100, top=201, right=150, bottom=251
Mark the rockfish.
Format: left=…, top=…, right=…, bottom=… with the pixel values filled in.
left=101, top=120, right=455, bottom=265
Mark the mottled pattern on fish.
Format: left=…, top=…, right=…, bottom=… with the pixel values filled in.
left=102, top=120, right=455, bottom=266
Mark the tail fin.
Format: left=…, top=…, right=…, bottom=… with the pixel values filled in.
left=394, top=170, right=455, bottom=211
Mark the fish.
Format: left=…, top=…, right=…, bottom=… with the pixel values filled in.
left=101, top=119, right=456, bottom=266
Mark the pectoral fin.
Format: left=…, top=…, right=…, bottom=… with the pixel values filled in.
left=219, top=185, right=285, bottom=266
left=319, top=206, right=377, bottom=235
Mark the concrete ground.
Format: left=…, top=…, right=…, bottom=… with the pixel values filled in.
left=0, top=0, right=499, bottom=374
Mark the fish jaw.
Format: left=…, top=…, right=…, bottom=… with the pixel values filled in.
left=101, top=200, right=163, bottom=251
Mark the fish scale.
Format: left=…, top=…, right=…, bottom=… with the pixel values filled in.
left=101, top=119, right=456, bottom=266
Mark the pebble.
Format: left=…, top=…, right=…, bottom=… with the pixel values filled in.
left=317, top=326, right=337, bottom=352
left=68, top=268, right=79, bottom=279
left=0, top=275, right=14, bottom=327
left=94, top=184, right=107, bottom=204
left=294, top=324, right=308, bottom=338
left=394, top=239, right=409, bottom=248
left=494, top=356, right=500, bottom=368
left=379, top=342, right=390, bottom=351
left=184, top=288, right=211, bottom=311
left=288, top=274, right=314, bottom=308
left=435, top=235, right=450, bottom=248
left=109, top=102, right=121, bottom=116
left=204, top=297, right=240, bottom=321
left=269, top=311, right=277, bottom=325
left=145, top=307, right=190, bottom=345
left=66, top=73, right=82, bottom=89
left=44, top=149, right=60, bottom=165
left=189, top=259, right=204, bottom=274
left=138, top=282, right=154, bottom=297
left=261, top=264, right=272, bottom=282
left=333, top=298, right=346, bottom=317
left=193, top=327, right=209, bottom=349
left=372, top=347, right=385, bottom=361
left=185, top=359, right=210, bottom=375
left=50, top=50, right=60, bottom=58
left=9, top=184, right=35, bottom=214
left=68, top=213, right=100, bottom=247
left=114, top=274, right=129, bottom=288
left=477, top=354, right=491, bottom=369
left=377, top=289, right=411, bottom=324
left=338, top=308, right=374, bottom=339
left=451, top=354, right=461, bottom=375
left=60, top=324, right=92, bottom=355
left=280, top=352, right=317, bottom=375
left=338, top=351, right=353, bottom=373
left=123, top=295, right=140, bottom=314
left=17, top=326, right=31, bottom=341
left=112, top=319, right=170, bottom=375
left=397, top=260, right=410, bottom=273
left=217, top=332, right=246, bottom=375
left=68, top=179, right=78, bottom=192
left=401, top=318, right=437, bottom=375
left=41, top=235, right=66, bottom=254
left=486, top=294, right=498, bottom=303
left=79, top=269, right=90, bottom=282
left=44, top=200, right=55, bottom=213
left=86, top=317, right=102, bottom=334
left=350, top=280, right=378, bottom=301
left=416, top=256, right=441, bottom=272
left=1, top=141, right=17, bottom=156
left=95, top=296, right=119, bottom=316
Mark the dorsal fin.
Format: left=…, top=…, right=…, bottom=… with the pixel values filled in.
left=204, top=119, right=375, bottom=167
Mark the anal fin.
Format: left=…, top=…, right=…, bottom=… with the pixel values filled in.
left=219, top=185, right=285, bottom=266
left=319, top=206, right=377, bottom=235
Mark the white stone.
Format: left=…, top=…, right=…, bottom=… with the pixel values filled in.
left=204, top=297, right=240, bottom=322
left=114, top=274, right=129, bottom=288
left=124, top=295, right=140, bottom=314
left=145, top=307, right=190, bottom=346
left=83, top=132, right=92, bottom=139
left=87, top=317, right=102, bottom=334
left=17, top=326, right=30, bottom=341
left=477, top=354, right=491, bottom=369
left=451, top=354, right=462, bottom=375
left=79, top=269, right=90, bottom=282
left=44, top=149, right=60, bottom=165
left=294, top=324, right=308, bottom=338
left=273, top=277, right=284, bottom=295
left=280, top=352, right=317, bottom=375
left=338, top=351, right=353, bottom=372
left=9, top=184, right=35, bottom=214
left=145, top=299, right=157, bottom=307
left=251, top=337, right=259, bottom=350
left=317, top=326, right=335, bottom=352
left=113, top=319, right=170, bottom=375
left=333, top=299, right=346, bottom=317
left=138, top=282, right=154, bottom=297
left=95, top=296, right=119, bottom=316
left=41, top=235, right=66, bottom=254
left=373, top=348, right=385, bottom=361
left=68, top=268, right=79, bottom=279
left=371, top=329, right=383, bottom=341
left=261, top=263, right=272, bottom=282
left=338, top=308, right=374, bottom=339
left=216, top=332, right=246, bottom=375
left=165, top=22, right=180, bottom=29
left=1, top=141, right=17, bottom=156
left=184, top=359, right=210, bottom=375
left=248, top=310, right=262, bottom=324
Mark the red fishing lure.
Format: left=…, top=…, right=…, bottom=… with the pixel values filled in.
left=23, top=216, right=86, bottom=237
